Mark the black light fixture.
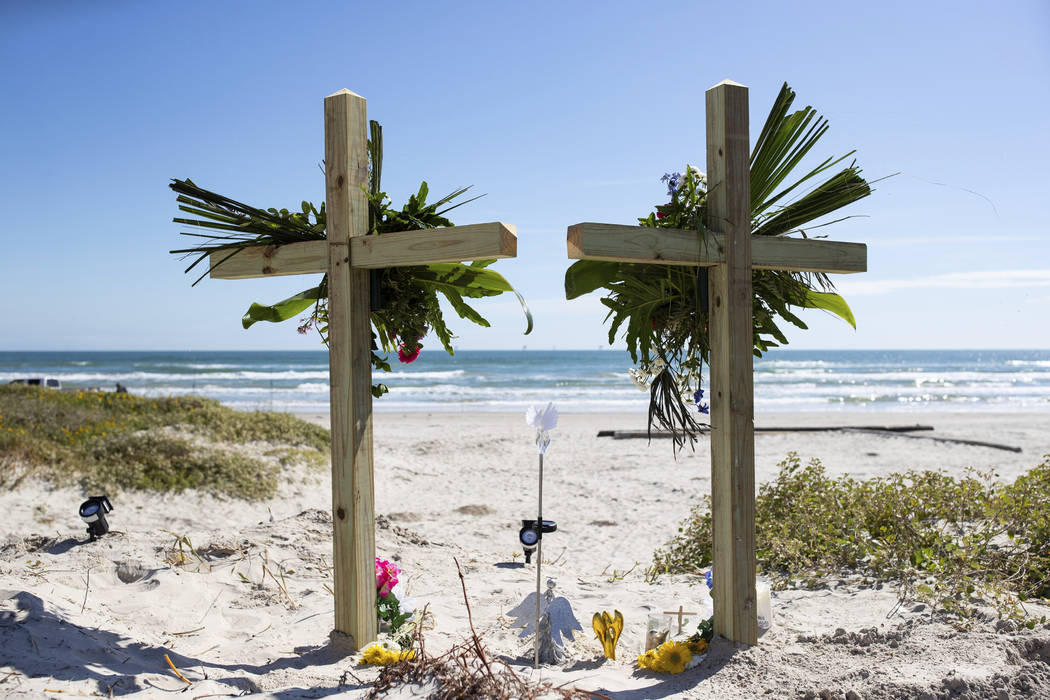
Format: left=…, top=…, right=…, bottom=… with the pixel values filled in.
left=518, top=518, right=556, bottom=564
left=79, top=495, right=113, bottom=539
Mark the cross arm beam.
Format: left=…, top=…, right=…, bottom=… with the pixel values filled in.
left=209, top=222, right=517, bottom=279
left=567, top=222, right=866, bottom=274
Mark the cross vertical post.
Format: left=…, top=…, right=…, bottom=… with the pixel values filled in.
left=705, top=80, right=757, bottom=645
left=201, top=88, right=520, bottom=651
left=567, top=78, right=869, bottom=646
left=324, top=89, right=377, bottom=645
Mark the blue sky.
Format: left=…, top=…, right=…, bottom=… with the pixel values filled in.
left=1, top=1, right=1048, bottom=351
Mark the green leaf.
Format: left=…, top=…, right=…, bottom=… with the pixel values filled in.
left=801, top=290, right=856, bottom=329
left=565, top=260, right=622, bottom=300
left=241, top=287, right=321, bottom=329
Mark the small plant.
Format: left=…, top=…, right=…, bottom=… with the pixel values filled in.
left=655, top=452, right=1050, bottom=621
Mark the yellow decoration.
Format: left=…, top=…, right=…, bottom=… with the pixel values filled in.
left=591, top=610, right=624, bottom=659
left=685, top=637, right=708, bottom=656
left=360, top=641, right=415, bottom=666
left=636, top=640, right=693, bottom=674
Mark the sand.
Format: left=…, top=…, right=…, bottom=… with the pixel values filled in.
left=2, top=411, right=1050, bottom=698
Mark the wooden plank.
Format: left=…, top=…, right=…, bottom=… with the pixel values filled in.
left=209, top=240, right=327, bottom=279
left=706, top=79, right=758, bottom=646
left=209, top=222, right=516, bottom=279
left=324, top=88, right=377, bottom=649
left=567, top=222, right=866, bottom=274
left=350, top=221, right=517, bottom=268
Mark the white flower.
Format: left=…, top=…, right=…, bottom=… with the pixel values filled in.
left=687, top=165, right=707, bottom=184
left=525, top=402, right=559, bottom=431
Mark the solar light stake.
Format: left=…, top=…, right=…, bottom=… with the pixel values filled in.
left=534, top=450, right=543, bottom=669
left=79, top=495, right=113, bottom=540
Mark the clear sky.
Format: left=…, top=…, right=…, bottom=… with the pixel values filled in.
left=2, top=1, right=1048, bottom=352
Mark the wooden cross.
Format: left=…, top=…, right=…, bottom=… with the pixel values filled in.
left=208, top=89, right=518, bottom=649
left=566, top=80, right=867, bottom=645
left=663, top=605, right=699, bottom=635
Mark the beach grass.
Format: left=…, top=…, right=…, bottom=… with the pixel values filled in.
left=0, top=384, right=329, bottom=499
left=656, top=452, right=1050, bottom=622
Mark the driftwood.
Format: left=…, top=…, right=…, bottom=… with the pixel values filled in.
left=597, top=425, right=1023, bottom=454
left=597, top=424, right=934, bottom=439
left=845, top=429, right=1022, bottom=454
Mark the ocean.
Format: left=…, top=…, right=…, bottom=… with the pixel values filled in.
left=1, top=349, right=1048, bottom=414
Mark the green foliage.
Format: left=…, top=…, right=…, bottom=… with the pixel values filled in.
left=377, top=591, right=413, bottom=640
left=654, top=452, right=1050, bottom=620
left=564, top=83, right=872, bottom=449
left=170, top=121, right=531, bottom=398
left=0, top=385, right=329, bottom=500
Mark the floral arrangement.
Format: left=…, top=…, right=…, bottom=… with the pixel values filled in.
left=170, top=121, right=531, bottom=398
left=360, top=639, right=415, bottom=667
left=375, top=556, right=412, bottom=642
left=564, top=83, right=874, bottom=450
left=636, top=637, right=708, bottom=674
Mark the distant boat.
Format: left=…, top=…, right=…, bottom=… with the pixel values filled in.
left=8, top=377, right=62, bottom=389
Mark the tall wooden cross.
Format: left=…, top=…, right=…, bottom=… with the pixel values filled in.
left=207, top=89, right=518, bottom=649
left=566, top=80, right=867, bottom=645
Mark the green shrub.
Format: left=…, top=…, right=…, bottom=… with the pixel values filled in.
left=0, top=385, right=328, bottom=500
left=655, top=452, right=1050, bottom=620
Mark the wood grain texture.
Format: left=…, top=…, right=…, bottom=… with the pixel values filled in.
left=706, top=80, right=758, bottom=646
left=349, top=222, right=516, bottom=268
left=566, top=222, right=865, bottom=273
left=324, top=88, right=376, bottom=648
left=209, top=240, right=328, bottom=279
left=208, top=223, right=517, bottom=279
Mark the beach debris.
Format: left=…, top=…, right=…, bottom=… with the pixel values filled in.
left=598, top=424, right=934, bottom=438
left=507, top=579, right=582, bottom=665
left=592, top=610, right=624, bottom=659
left=164, top=653, right=192, bottom=685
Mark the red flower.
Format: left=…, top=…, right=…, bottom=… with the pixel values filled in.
left=398, top=345, right=421, bottom=363
left=656, top=211, right=667, bottom=219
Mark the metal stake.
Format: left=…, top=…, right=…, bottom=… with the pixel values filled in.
left=534, top=451, right=543, bottom=669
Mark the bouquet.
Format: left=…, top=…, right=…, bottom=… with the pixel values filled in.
left=565, top=83, right=875, bottom=450
left=171, top=121, right=532, bottom=397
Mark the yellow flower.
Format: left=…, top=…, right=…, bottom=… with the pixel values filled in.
left=636, top=649, right=658, bottom=670
left=646, top=642, right=688, bottom=675
left=360, top=643, right=387, bottom=665
left=360, top=642, right=414, bottom=666
left=686, top=637, right=708, bottom=655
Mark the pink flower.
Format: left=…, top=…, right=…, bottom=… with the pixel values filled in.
left=397, top=344, right=421, bottom=363
left=375, top=557, right=400, bottom=597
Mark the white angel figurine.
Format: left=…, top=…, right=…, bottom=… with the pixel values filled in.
left=507, top=579, right=582, bottom=665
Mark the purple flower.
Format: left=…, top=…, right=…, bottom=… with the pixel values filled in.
left=661, top=172, right=682, bottom=198
left=693, top=388, right=709, bottom=414
left=705, top=570, right=713, bottom=589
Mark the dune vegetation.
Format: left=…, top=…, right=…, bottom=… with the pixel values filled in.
left=656, top=452, right=1050, bottom=622
left=0, top=385, right=329, bottom=500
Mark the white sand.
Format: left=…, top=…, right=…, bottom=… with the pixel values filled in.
left=2, top=411, right=1049, bottom=698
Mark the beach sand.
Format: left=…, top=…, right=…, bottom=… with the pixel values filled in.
left=2, top=411, right=1049, bottom=698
